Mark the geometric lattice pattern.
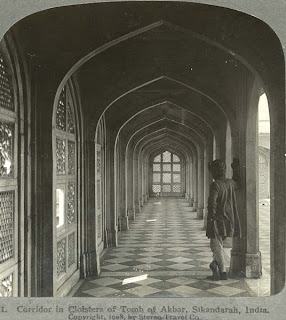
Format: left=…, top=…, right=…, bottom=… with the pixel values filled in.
left=0, top=273, right=13, bottom=297
left=173, top=164, right=181, bottom=172
left=152, top=151, right=182, bottom=195
left=162, top=151, right=171, bottom=163
left=152, top=185, right=161, bottom=193
left=97, top=149, right=101, bottom=174
left=0, top=121, right=13, bottom=177
left=68, top=232, right=76, bottom=268
left=162, top=173, right=171, bottom=183
left=56, top=88, right=66, bottom=131
left=74, top=198, right=257, bottom=298
left=0, top=55, right=13, bottom=110
left=173, top=184, right=181, bottom=192
left=67, top=183, right=75, bottom=224
left=57, top=238, right=66, bottom=277
left=0, top=191, right=14, bottom=264
left=68, top=140, right=75, bottom=175
left=153, top=164, right=161, bottom=172
left=67, top=102, right=75, bottom=134
left=56, top=138, right=66, bottom=175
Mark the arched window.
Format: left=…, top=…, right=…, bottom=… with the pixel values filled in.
left=54, top=84, right=78, bottom=292
left=0, top=52, right=18, bottom=297
left=152, top=151, right=181, bottom=196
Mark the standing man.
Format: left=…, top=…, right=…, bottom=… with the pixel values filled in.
left=206, top=158, right=241, bottom=280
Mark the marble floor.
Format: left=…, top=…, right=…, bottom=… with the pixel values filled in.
left=72, top=197, right=270, bottom=298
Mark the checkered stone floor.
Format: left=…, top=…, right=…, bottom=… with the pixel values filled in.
left=73, top=197, right=269, bottom=298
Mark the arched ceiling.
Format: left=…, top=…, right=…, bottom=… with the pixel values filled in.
left=9, top=1, right=283, bottom=152
left=12, top=1, right=282, bottom=86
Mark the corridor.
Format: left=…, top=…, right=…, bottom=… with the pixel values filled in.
left=72, top=198, right=254, bottom=298
left=0, top=1, right=284, bottom=298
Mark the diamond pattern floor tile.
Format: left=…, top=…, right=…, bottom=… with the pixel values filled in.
left=72, top=197, right=270, bottom=298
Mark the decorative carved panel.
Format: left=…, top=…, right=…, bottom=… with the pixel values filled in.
left=97, top=149, right=101, bottom=174
left=67, top=183, right=75, bottom=225
left=57, top=238, right=66, bottom=277
left=56, top=138, right=66, bottom=175
left=0, top=191, right=14, bottom=264
left=67, top=102, right=75, bottom=134
left=56, top=88, right=66, bottom=131
left=0, top=56, right=13, bottom=110
left=0, top=273, right=13, bottom=297
left=68, top=141, right=75, bottom=175
left=0, top=121, right=13, bottom=177
left=68, top=233, right=75, bottom=268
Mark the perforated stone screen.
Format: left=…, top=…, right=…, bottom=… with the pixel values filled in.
left=67, top=183, right=75, bottom=224
left=57, top=238, right=66, bottom=277
left=0, top=56, right=13, bottom=110
left=152, top=185, right=161, bottom=193
left=0, top=273, right=13, bottom=297
left=0, top=191, right=14, bottom=264
left=68, top=232, right=75, bottom=268
left=0, top=121, right=13, bottom=177
left=152, top=151, right=182, bottom=195
left=56, top=138, right=66, bottom=175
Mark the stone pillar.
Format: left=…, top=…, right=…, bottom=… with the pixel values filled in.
left=197, top=152, right=204, bottom=219
left=118, top=139, right=128, bottom=230
left=203, top=139, right=213, bottom=229
left=133, top=158, right=141, bottom=213
left=191, top=158, right=198, bottom=211
left=230, top=77, right=262, bottom=279
left=126, top=152, right=135, bottom=220
left=105, top=129, right=118, bottom=247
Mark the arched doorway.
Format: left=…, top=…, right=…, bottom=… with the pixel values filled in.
left=151, top=151, right=183, bottom=197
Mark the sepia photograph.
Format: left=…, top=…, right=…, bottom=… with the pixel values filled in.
left=0, top=0, right=285, bottom=319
